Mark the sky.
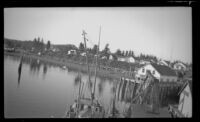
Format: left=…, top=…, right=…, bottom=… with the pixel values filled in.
left=4, top=7, right=192, bottom=64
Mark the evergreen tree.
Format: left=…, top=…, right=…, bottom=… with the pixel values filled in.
left=122, top=51, right=125, bottom=56
left=115, top=49, right=121, bottom=56
left=47, top=40, right=51, bottom=50
left=128, top=50, right=131, bottom=56
left=79, top=42, right=85, bottom=52
left=125, top=51, right=128, bottom=56
left=91, top=44, right=98, bottom=55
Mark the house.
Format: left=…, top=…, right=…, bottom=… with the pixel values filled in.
left=109, top=54, right=114, bottom=60
left=157, top=60, right=171, bottom=67
left=139, top=60, right=151, bottom=65
left=80, top=52, right=86, bottom=56
left=101, top=56, right=107, bottom=60
left=126, top=56, right=135, bottom=63
left=117, top=56, right=135, bottom=63
left=136, top=63, right=177, bottom=82
left=177, top=80, right=192, bottom=117
left=118, top=56, right=126, bottom=62
left=68, top=50, right=77, bottom=55
left=173, top=62, right=187, bottom=71
left=38, top=52, right=41, bottom=56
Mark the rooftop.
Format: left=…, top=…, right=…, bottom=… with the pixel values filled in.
left=151, top=63, right=177, bottom=76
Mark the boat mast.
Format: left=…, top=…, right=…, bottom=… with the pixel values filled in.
left=82, top=30, right=92, bottom=96
left=92, top=26, right=101, bottom=101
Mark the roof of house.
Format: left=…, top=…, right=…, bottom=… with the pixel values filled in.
left=164, top=60, right=170, bottom=65
left=151, top=63, right=177, bottom=76
left=173, top=62, right=186, bottom=68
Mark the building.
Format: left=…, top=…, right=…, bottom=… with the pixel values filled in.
left=126, top=56, right=135, bottom=63
left=80, top=52, right=86, bottom=56
left=117, top=56, right=126, bottom=62
left=117, top=56, right=135, bottom=63
left=157, top=60, right=171, bottom=67
left=101, top=56, right=107, bottom=60
left=178, top=80, right=192, bottom=117
left=169, top=80, right=192, bottom=118
left=173, top=62, right=187, bottom=71
left=136, top=63, right=177, bottom=82
left=68, top=50, right=77, bottom=55
left=139, top=60, right=151, bottom=65
left=109, top=54, right=114, bottom=60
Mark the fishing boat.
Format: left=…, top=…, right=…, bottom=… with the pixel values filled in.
left=65, top=28, right=105, bottom=118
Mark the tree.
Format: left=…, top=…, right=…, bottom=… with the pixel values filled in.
left=91, top=44, right=98, bottom=55
left=128, top=50, right=132, bottom=56
left=125, top=51, right=128, bottom=56
left=115, top=49, right=121, bottom=56
left=41, top=38, right=44, bottom=51
left=33, top=38, right=37, bottom=42
left=131, top=51, right=134, bottom=57
left=79, top=42, right=85, bottom=52
left=38, top=37, right=40, bottom=43
left=102, top=43, right=110, bottom=58
left=47, top=40, right=51, bottom=50
left=104, top=43, right=110, bottom=53
left=122, top=51, right=125, bottom=56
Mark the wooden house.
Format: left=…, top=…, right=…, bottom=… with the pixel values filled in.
left=136, top=63, right=177, bottom=82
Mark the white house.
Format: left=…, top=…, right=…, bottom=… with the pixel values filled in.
left=38, top=52, right=41, bottom=56
left=118, top=56, right=126, bottom=62
left=80, top=52, right=86, bottom=56
left=101, top=56, right=107, bottom=59
left=139, top=60, right=151, bottom=65
left=126, top=56, right=135, bottom=63
left=177, top=80, right=192, bottom=117
left=158, top=60, right=170, bottom=67
left=109, top=54, right=114, bottom=60
left=117, top=56, right=135, bottom=63
left=173, top=62, right=187, bottom=71
left=68, top=50, right=77, bottom=55
left=136, top=63, right=177, bottom=82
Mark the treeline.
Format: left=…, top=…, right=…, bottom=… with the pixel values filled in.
left=4, top=37, right=51, bottom=52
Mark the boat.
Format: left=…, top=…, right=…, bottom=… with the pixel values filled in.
left=65, top=28, right=105, bottom=118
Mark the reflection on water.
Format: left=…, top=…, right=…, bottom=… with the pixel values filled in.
left=18, top=56, right=23, bottom=86
left=4, top=54, right=116, bottom=118
left=43, top=64, right=47, bottom=78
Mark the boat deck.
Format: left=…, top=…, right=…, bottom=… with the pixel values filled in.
left=129, top=104, right=171, bottom=118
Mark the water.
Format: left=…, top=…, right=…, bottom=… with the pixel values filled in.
left=4, top=54, right=116, bottom=118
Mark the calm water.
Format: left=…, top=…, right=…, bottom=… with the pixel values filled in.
left=4, top=54, right=116, bottom=118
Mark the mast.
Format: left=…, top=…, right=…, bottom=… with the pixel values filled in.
left=82, top=30, right=92, bottom=97
left=92, top=26, right=101, bottom=100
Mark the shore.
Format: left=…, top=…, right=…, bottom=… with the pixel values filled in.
left=4, top=51, right=126, bottom=80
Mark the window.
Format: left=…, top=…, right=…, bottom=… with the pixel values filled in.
left=152, top=70, right=155, bottom=75
left=96, top=107, right=99, bottom=112
left=142, top=68, right=145, bottom=73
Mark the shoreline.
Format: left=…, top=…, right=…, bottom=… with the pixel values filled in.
left=4, top=51, right=124, bottom=80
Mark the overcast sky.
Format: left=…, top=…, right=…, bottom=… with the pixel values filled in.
left=4, top=7, right=192, bottom=64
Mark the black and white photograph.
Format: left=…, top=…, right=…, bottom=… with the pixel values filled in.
left=4, top=7, right=192, bottom=118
